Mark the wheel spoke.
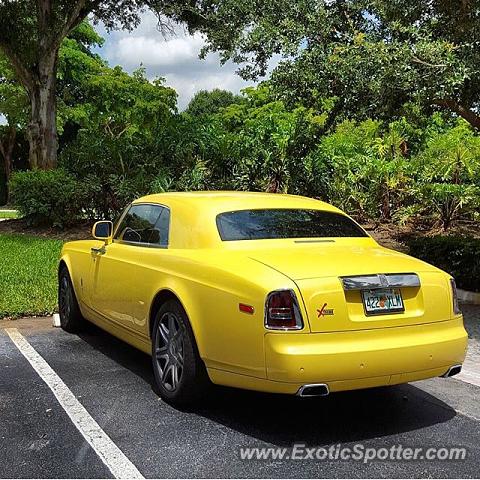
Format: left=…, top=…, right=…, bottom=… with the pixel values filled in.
left=162, top=362, right=174, bottom=387
left=175, top=342, right=184, bottom=367
left=172, top=328, right=183, bottom=342
left=171, top=364, right=178, bottom=389
left=156, top=350, right=169, bottom=364
left=159, top=322, right=169, bottom=344
left=168, top=314, right=176, bottom=339
left=156, top=344, right=168, bottom=357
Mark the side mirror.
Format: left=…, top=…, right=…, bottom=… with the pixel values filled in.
left=92, top=221, right=113, bottom=243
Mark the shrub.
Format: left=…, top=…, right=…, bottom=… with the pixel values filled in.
left=408, top=235, right=480, bottom=292
left=9, top=169, right=84, bottom=227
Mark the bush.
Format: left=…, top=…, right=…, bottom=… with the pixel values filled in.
left=408, top=235, right=480, bottom=292
left=9, top=169, right=84, bottom=227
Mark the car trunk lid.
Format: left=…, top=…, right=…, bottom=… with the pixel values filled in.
left=250, top=242, right=452, bottom=332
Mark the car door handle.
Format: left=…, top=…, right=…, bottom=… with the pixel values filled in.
left=91, top=246, right=106, bottom=255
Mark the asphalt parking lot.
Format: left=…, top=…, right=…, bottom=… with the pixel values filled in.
left=1, top=306, right=479, bottom=479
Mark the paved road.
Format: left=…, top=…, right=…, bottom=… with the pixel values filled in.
left=1, top=307, right=479, bottom=478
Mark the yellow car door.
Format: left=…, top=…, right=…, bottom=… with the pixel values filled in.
left=128, top=206, right=171, bottom=332
left=90, top=203, right=165, bottom=332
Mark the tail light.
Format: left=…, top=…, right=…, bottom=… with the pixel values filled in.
left=450, top=278, right=461, bottom=315
left=265, top=289, right=303, bottom=330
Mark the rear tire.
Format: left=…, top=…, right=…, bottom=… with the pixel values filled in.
left=151, top=299, right=210, bottom=406
left=58, top=266, right=84, bottom=333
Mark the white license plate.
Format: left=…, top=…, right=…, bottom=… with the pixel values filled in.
left=361, top=288, right=404, bottom=315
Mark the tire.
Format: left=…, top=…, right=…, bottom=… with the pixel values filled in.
left=151, top=299, right=210, bottom=406
left=58, top=265, right=84, bottom=333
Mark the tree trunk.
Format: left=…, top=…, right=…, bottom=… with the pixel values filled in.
left=433, top=99, right=480, bottom=130
left=0, top=125, right=16, bottom=201
left=26, top=55, right=58, bottom=169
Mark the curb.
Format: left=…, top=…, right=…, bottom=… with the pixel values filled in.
left=458, top=288, right=480, bottom=305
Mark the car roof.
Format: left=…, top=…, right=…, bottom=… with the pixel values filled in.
left=133, top=191, right=344, bottom=249
left=135, top=191, right=340, bottom=214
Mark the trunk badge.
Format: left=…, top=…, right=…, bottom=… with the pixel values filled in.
left=317, top=303, right=334, bottom=317
left=379, top=274, right=389, bottom=287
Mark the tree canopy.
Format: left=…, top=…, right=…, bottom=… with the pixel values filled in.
left=0, top=0, right=222, bottom=168
left=185, top=89, right=244, bottom=117
left=188, top=0, right=480, bottom=129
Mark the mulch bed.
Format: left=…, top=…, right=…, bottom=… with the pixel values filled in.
left=0, top=218, right=91, bottom=241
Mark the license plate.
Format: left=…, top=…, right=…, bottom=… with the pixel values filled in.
left=361, top=288, right=404, bottom=315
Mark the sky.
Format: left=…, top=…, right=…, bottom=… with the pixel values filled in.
left=94, top=12, right=257, bottom=110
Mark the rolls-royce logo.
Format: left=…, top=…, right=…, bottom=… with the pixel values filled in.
left=379, top=274, right=389, bottom=287
left=317, top=303, right=334, bottom=317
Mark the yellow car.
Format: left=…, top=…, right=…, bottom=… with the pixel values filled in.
left=58, top=192, right=467, bottom=404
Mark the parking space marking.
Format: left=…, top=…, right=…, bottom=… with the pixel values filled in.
left=5, top=328, right=144, bottom=480
left=457, top=340, right=480, bottom=387
left=457, top=367, right=480, bottom=388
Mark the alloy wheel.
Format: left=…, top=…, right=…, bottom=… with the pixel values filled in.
left=59, top=275, right=71, bottom=322
left=154, top=312, right=185, bottom=392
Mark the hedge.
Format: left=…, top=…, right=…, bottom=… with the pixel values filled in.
left=408, top=235, right=480, bottom=292
left=9, top=169, right=85, bottom=227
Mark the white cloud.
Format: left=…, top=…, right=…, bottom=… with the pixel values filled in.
left=113, top=33, right=206, bottom=68
left=94, top=12, right=256, bottom=110
left=0, top=114, right=7, bottom=126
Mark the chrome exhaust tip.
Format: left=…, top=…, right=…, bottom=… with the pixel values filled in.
left=297, top=383, right=330, bottom=397
left=441, top=364, right=462, bottom=378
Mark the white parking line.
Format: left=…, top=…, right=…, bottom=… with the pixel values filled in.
left=456, top=341, right=480, bottom=388
left=457, top=370, right=480, bottom=387
left=5, top=328, right=144, bottom=479
left=457, top=361, right=480, bottom=387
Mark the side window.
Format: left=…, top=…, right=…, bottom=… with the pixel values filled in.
left=115, top=204, right=168, bottom=246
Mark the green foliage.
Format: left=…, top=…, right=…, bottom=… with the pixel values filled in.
left=188, top=0, right=480, bottom=129
left=408, top=236, right=480, bottom=292
left=60, top=66, right=177, bottom=217
left=9, top=169, right=84, bottom=227
left=0, top=0, right=232, bottom=168
left=185, top=88, right=244, bottom=117
left=214, top=86, right=330, bottom=194
left=0, top=234, right=62, bottom=318
left=412, top=122, right=480, bottom=228
left=6, top=72, right=480, bottom=233
left=309, top=119, right=411, bottom=219
left=1, top=14, right=479, bottom=234
left=0, top=53, right=28, bottom=127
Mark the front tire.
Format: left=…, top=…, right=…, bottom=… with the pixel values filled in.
left=58, top=266, right=84, bottom=333
left=151, top=299, right=210, bottom=406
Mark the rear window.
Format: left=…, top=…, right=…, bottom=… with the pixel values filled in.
left=216, top=209, right=367, bottom=241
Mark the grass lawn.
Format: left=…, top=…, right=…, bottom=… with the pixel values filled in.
left=0, top=210, right=19, bottom=219
left=0, top=234, right=63, bottom=318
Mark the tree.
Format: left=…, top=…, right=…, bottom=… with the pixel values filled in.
left=60, top=64, right=177, bottom=216
left=0, top=0, right=213, bottom=169
left=0, top=53, right=28, bottom=194
left=211, top=85, right=329, bottom=193
left=0, top=20, right=103, bottom=199
left=188, top=0, right=480, bottom=129
left=185, top=88, right=244, bottom=117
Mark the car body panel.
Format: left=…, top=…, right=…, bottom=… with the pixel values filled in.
left=264, top=317, right=466, bottom=384
left=60, top=191, right=468, bottom=395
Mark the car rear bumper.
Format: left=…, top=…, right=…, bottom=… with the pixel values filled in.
left=264, top=316, right=467, bottom=392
